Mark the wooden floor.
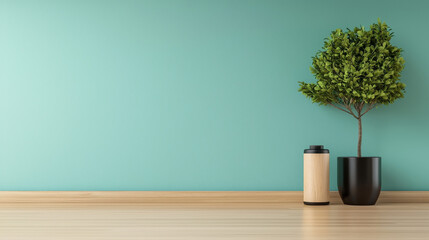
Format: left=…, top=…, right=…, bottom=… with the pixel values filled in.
left=0, top=202, right=428, bottom=240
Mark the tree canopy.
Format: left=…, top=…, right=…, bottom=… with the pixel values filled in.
left=299, top=19, right=405, bottom=118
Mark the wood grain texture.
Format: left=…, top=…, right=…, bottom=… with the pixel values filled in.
left=304, top=153, right=330, bottom=203
left=0, top=202, right=429, bottom=239
left=0, top=191, right=428, bottom=203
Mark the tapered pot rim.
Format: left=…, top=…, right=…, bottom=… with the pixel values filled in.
left=338, top=157, right=381, bottom=160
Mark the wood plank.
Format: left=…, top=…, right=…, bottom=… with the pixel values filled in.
left=0, top=202, right=429, bottom=239
left=0, top=191, right=427, bottom=203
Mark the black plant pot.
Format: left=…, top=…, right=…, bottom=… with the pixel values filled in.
left=337, top=157, right=381, bottom=205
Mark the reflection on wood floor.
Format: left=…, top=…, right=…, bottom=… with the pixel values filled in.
left=0, top=202, right=428, bottom=239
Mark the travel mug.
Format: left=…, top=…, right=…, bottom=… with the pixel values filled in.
left=303, top=145, right=330, bottom=205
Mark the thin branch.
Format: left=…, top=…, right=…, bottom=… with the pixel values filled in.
left=354, top=101, right=364, bottom=116
left=340, top=97, right=358, bottom=118
left=341, top=100, right=359, bottom=119
left=360, top=103, right=377, bottom=117
left=328, top=103, right=358, bottom=119
left=341, top=97, right=351, bottom=106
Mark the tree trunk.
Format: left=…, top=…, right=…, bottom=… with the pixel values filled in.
left=358, top=117, right=362, bottom=157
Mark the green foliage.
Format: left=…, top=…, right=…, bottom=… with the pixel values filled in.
left=299, top=20, right=405, bottom=106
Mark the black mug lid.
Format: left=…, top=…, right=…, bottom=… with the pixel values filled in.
left=304, top=145, right=329, bottom=154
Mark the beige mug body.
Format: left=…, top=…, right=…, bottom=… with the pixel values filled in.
left=304, top=153, right=330, bottom=205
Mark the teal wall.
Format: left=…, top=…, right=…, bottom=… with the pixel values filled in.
left=1, top=0, right=428, bottom=190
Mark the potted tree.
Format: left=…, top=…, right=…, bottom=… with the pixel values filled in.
left=298, top=20, right=405, bottom=205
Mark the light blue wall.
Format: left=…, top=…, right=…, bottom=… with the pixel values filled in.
left=0, top=0, right=428, bottom=190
